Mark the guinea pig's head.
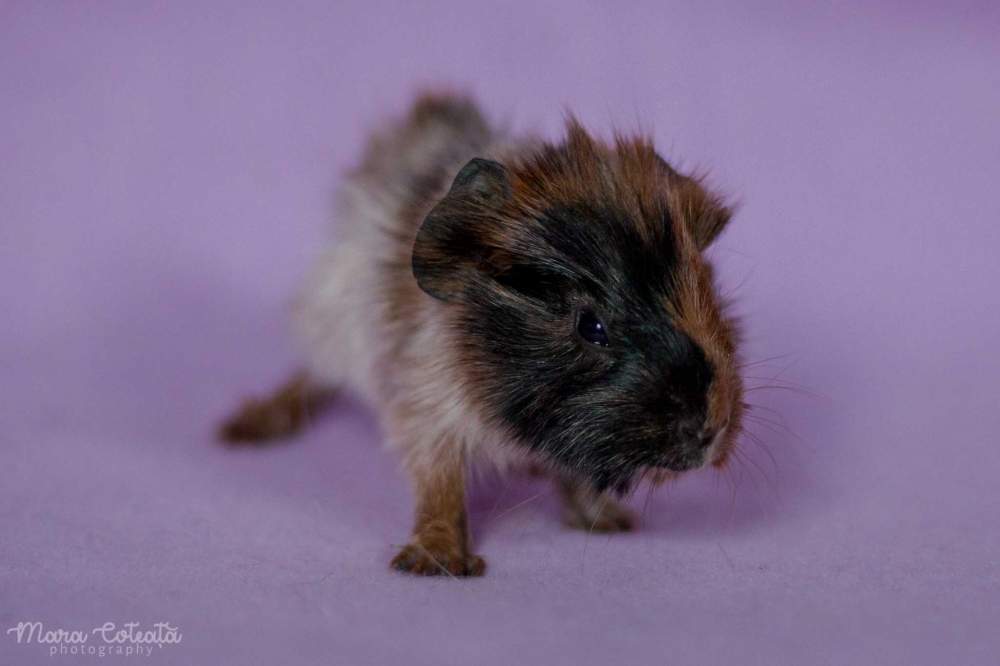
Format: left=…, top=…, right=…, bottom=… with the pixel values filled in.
left=412, top=121, right=743, bottom=493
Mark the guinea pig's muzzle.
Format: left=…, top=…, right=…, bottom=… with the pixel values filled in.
left=658, top=418, right=727, bottom=472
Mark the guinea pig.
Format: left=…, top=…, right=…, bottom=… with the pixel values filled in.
left=219, top=93, right=744, bottom=577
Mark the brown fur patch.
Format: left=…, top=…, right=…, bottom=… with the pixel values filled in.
left=390, top=451, right=484, bottom=577
left=503, top=119, right=672, bottom=244
left=218, top=371, right=335, bottom=444
left=662, top=175, right=742, bottom=465
left=666, top=267, right=743, bottom=465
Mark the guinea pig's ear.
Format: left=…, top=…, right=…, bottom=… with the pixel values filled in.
left=412, top=158, right=511, bottom=301
left=670, top=176, right=732, bottom=251
left=657, top=155, right=733, bottom=251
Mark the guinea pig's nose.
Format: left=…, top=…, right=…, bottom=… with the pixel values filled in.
left=677, top=419, right=714, bottom=449
left=676, top=419, right=699, bottom=441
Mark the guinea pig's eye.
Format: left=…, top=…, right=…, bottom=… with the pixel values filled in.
left=577, top=310, right=610, bottom=348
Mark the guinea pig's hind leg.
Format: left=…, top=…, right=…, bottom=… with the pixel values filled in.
left=557, top=476, right=635, bottom=533
left=218, top=370, right=336, bottom=444
left=391, top=450, right=485, bottom=577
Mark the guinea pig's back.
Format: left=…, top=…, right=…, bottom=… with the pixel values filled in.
left=292, top=94, right=497, bottom=402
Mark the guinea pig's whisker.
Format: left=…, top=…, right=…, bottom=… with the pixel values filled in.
left=490, top=490, right=548, bottom=523
left=737, top=354, right=792, bottom=370
left=743, top=375, right=808, bottom=388
left=640, top=486, right=654, bottom=528
left=728, top=446, right=767, bottom=497
left=742, top=372, right=827, bottom=401
left=413, top=542, right=459, bottom=580
left=737, top=434, right=781, bottom=499
left=485, top=478, right=512, bottom=523
left=716, top=454, right=745, bottom=521
left=741, top=428, right=780, bottom=475
left=587, top=495, right=610, bottom=538
left=719, top=267, right=755, bottom=300
left=744, top=384, right=818, bottom=399
left=743, top=413, right=799, bottom=442
left=742, top=401, right=785, bottom=420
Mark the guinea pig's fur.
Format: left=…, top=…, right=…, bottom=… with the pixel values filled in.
left=220, top=93, right=743, bottom=576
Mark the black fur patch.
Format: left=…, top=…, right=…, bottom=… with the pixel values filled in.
left=460, top=203, right=714, bottom=492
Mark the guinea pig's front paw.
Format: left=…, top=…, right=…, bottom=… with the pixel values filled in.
left=558, top=477, right=636, bottom=533
left=562, top=498, right=636, bottom=533
left=390, top=542, right=486, bottom=577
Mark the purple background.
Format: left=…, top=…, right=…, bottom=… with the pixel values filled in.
left=2, top=2, right=998, bottom=664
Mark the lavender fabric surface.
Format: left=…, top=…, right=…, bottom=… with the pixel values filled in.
left=3, top=2, right=998, bottom=664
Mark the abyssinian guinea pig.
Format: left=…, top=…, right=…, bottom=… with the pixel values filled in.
left=220, top=93, right=744, bottom=577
